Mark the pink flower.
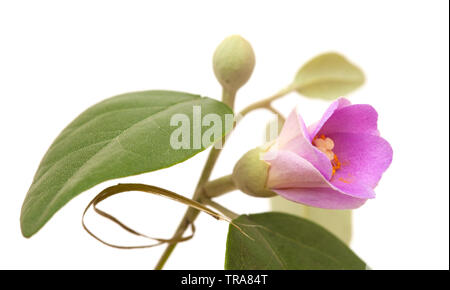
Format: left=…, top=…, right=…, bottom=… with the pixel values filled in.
left=263, top=98, right=393, bottom=209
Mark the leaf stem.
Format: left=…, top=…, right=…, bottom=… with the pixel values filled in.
left=238, top=84, right=294, bottom=117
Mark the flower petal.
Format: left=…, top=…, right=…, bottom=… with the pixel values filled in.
left=273, top=187, right=367, bottom=209
left=327, top=132, right=393, bottom=196
left=308, top=98, right=351, bottom=139
left=317, top=104, right=380, bottom=136
left=264, top=149, right=375, bottom=202
left=276, top=108, right=309, bottom=146
left=270, top=109, right=332, bottom=179
left=264, top=150, right=331, bottom=189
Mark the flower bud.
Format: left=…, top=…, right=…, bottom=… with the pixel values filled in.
left=213, top=35, right=255, bottom=94
left=232, top=147, right=276, bottom=198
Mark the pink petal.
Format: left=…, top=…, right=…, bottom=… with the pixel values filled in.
left=316, top=104, right=380, bottom=137
left=308, top=98, right=351, bottom=139
left=263, top=99, right=392, bottom=209
left=264, top=150, right=331, bottom=189
left=273, top=188, right=367, bottom=209
left=263, top=149, right=375, bottom=203
left=276, top=108, right=309, bottom=146
left=327, top=132, right=393, bottom=196
left=271, top=109, right=332, bottom=179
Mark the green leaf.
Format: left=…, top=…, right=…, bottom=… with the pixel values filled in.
left=21, top=90, right=233, bottom=237
left=293, top=52, right=365, bottom=100
left=225, top=212, right=365, bottom=270
left=270, top=196, right=352, bottom=245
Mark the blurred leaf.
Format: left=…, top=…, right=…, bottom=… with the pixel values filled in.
left=225, top=212, right=365, bottom=270
left=271, top=196, right=352, bottom=245
left=293, top=52, right=365, bottom=100
left=21, top=90, right=233, bottom=238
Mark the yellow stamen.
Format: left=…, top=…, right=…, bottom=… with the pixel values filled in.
left=324, top=137, right=334, bottom=150
left=313, top=134, right=340, bottom=176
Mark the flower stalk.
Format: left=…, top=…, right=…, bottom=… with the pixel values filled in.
left=203, top=175, right=236, bottom=198
left=154, top=86, right=293, bottom=269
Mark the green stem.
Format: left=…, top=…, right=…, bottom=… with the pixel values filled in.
left=266, top=105, right=286, bottom=123
left=155, top=86, right=240, bottom=270
left=154, top=147, right=221, bottom=270
left=154, top=85, right=293, bottom=270
left=203, top=175, right=236, bottom=198
left=238, top=85, right=294, bottom=117
left=200, top=197, right=239, bottom=220
left=221, top=87, right=237, bottom=109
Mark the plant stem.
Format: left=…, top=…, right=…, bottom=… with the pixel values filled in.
left=238, top=84, right=294, bottom=117
left=203, top=175, right=236, bottom=198
left=221, top=87, right=237, bottom=109
left=266, top=105, right=286, bottom=123
left=154, top=147, right=221, bottom=270
left=200, top=197, right=239, bottom=220
left=154, top=85, right=293, bottom=270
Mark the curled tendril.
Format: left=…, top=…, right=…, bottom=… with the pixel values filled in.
left=82, top=183, right=249, bottom=249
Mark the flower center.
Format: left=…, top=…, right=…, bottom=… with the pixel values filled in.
left=313, top=134, right=341, bottom=175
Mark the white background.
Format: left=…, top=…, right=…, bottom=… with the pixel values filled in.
left=0, top=0, right=448, bottom=270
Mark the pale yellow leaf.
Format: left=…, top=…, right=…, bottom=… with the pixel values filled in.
left=293, top=52, right=365, bottom=100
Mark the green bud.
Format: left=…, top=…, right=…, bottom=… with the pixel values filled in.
left=232, top=147, right=276, bottom=198
left=213, top=35, right=256, bottom=95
